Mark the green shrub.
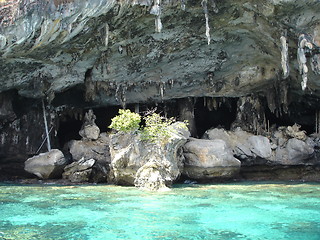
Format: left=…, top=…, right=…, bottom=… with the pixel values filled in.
left=109, top=109, right=141, bottom=132
left=109, top=109, right=188, bottom=144
left=140, top=113, right=175, bottom=143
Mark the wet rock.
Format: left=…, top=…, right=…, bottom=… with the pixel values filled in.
left=183, top=138, right=241, bottom=179
left=109, top=122, right=189, bottom=191
left=24, top=149, right=67, bottom=179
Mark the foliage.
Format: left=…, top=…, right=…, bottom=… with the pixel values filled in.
left=109, top=109, right=141, bottom=133
left=109, top=109, right=189, bottom=144
left=140, top=112, right=175, bottom=143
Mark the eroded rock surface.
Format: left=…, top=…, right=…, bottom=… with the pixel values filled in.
left=183, top=138, right=241, bottom=180
left=24, top=149, right=67, bottom=179
left=62, top=158, right=96, bottom=183
left=0, top=0, right=319, bottom=105
left=109, top=122, right=189, bottom=190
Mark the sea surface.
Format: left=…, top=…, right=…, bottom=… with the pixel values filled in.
left=0, top=182, right=319, bottom=240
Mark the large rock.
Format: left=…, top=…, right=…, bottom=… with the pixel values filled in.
left=24, top=149, right=67, bottom=179
left=67, top=133, right=110, bottom=162
left=275, top=138, right=314, bottom=165
left=79, top=110, right=100, bottom=141
left=66, top=133, right=110, bottom=182
left=62, top=158, right=96, bottom=183
left=247, top=136, right=272, bottom=159
left=183, top=138, right=241, bottom=179
left=204, top=128, right=272, bottom=161
left=109, top=122, right=189, bottom=191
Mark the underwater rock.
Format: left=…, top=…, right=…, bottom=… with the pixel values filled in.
left=109, top=122, right=189, bottom=190
left=183, top=138, right=241, bottom=179
left=24, top=149, right=67, bottom=179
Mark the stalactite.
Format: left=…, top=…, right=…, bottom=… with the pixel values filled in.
left=297, top=34, right=314, bottom=91
left=280, top=35, right=289, bottom=79
left=212, top=97, right=217, bottom=111
left=201, top=0, right=211, bottom=45
left=105, top=23, right=109, bottom=47
left=150, top=0, right=162, bottom=33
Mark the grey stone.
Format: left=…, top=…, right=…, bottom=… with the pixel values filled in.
left=109, top=122, right=189, bottom=191
left=275, top=138, right=314, bottom=165
left=24, top=149, right=67, bottom=179
left=68, top=133, right=110, bottom=162
left=247, top=136, right=272, bottom=159
left=183, top=139, right=241, bottom=179
left=79, top=125, right=100, bottom=141
left=62, top=158, right=95, bottom=183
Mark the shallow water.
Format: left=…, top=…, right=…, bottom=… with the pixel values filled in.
left=0, top=182, right=320, bottom=240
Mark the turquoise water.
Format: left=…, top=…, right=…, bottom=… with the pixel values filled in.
left=0, top=182, right=320, bottom=240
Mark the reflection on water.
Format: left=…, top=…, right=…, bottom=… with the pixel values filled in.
left=0, top=182, right=320, bottom=240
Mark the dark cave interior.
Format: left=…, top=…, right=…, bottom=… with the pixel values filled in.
left=54, top=95, right=320, bottom=148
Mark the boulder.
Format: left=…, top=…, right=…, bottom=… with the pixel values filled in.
left=109, top=122, right=189, bottom=191
left=79, top=125, right=100, bottom=141
left=68, top=133, right=110, bottom=162
left=24, top=149, right=67, bottom=179
left=204, top=128, right=272, bottom=161
left=62, top=158, right=96, bottom=183
left=79, top=110, right=100, bottom=140
left=183, top=138, right=241, bottom=179
left=275, top=138, right=314, bottom=165
left=247, top=136, right=272, bottom=159
left=66, top=133, right=110, bottom=182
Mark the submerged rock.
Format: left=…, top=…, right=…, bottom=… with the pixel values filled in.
left=109, top=122, right=189, bottom=191
left=24, top=149, right=67, bottom=179
left=183, top=138, right=241, bottom=179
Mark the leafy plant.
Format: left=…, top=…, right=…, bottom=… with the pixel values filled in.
left=109, top=109, right=188, bottom=144
left=141, top=112, right=175, bottom=143
left=109, top=109, right=141, bottom=133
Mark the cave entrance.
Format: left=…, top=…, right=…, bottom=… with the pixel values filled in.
left=57, top=115, right=83, bottom=148
left=264, top=102, right=317, bottom=135
left=194, top=97, right=238, bottom=138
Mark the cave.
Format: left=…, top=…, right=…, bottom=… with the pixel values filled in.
left=194, top=97, right=238, bottom=138
left=57, top=116, right=83, bottom=148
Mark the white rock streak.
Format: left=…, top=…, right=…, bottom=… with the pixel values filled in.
left=202, top=0, right=211, bottom=45
left=280, top=35, right=289, bottom=79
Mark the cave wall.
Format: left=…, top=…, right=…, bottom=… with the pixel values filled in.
left=1, top=0, right=320, bottom=178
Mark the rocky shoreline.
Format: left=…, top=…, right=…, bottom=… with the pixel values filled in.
left=1, top=1, right=320, bottom=189
left=16, top=110, right=320, bottom=191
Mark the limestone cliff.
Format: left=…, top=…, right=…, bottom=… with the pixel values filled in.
left=0, top=0, right=320, bottom=178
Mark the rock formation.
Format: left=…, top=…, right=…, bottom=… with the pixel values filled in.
left=24, top=149, right=67, bottom=179
left=183, top=138, right=241, bottom=180
left=109, top=122, right=189, bottom=190
left=1, top=0, right=320, bottom=181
